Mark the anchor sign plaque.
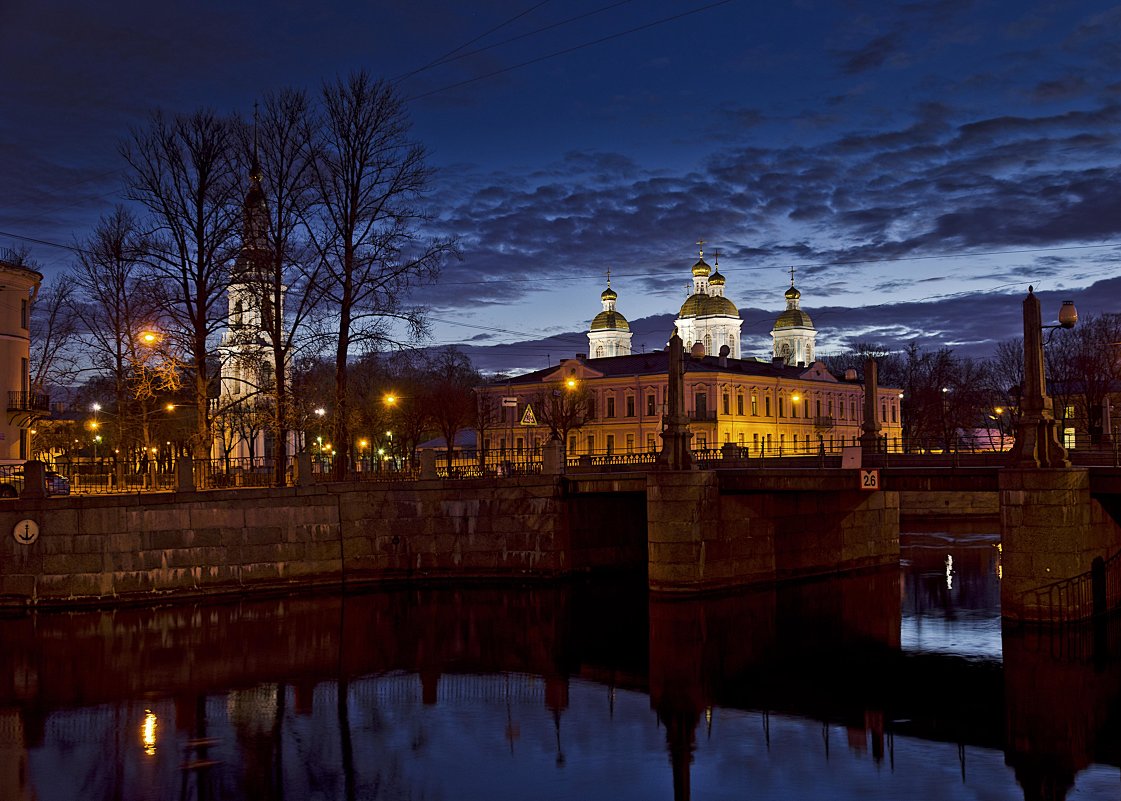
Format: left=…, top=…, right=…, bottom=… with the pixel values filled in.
left=12, top=519, right=39, bottom=546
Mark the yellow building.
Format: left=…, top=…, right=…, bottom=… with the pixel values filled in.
left=0, top=259, right=44, bottom=461
left=477, top=254, right=903, bottom=458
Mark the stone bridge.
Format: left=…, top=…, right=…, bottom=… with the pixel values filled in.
left=1, top=460, right=1119, bottom=622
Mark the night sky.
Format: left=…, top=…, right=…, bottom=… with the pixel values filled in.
left=4, top=0, right=1121, bottom=373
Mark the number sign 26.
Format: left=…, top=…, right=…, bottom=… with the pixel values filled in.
left=860, top=469, right=880, bottom=491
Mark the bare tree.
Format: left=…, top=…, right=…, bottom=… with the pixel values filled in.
left=233, top=89, right=323, bottom=483
left=72, top=206, right=174, bottom=458
left=424, top=348, right=478, bottom=469
left=532, top=380, right=592, bottom=456
left=309, top=71, right=456, bottom=480
left=122, top=109, right=241, bottom=459
left=29, top=274, right=81, bottom=396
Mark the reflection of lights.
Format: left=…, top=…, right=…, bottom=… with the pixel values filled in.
left=141, top=710, right=157, bottom=755
left=705, top=707, right=713, bottom=725
left=945, top=554, right=954, bottom=590
left=995, top=543, right=1002, bottom=581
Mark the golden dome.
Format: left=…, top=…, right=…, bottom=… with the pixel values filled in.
left=785, top=285, right=800, bottom=300
left=590, top=310, right=629, bottom=331
left=691, top=258, right=711, bottom=277
left=601, top=285, right=617, bottom=301
left=710, top=270, right=726, bottom=286
left=773, top=308, right=813, bottom=329
left=678, top=294, right=739, bottom=318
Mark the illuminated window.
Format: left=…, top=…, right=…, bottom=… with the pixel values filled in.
left=646, top=394, right=656, bottom=416
left=723, top=393, right=730, bottom=415
left=737, top=394, right=745, bottom=415
left=626, top=434, right=634, bottom=452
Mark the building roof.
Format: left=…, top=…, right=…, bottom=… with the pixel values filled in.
left=492, top=350, right=870, bottom=387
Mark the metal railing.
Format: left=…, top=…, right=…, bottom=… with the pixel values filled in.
left=1019, top=549, right=1121, bottom=626
left=7, top=391, right=50, bottom=413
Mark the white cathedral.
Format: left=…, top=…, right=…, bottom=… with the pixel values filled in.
left=585, top=247, right=816, bottom=365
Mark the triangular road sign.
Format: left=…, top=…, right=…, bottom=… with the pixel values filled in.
left=520, top=404, right=538, bottom=426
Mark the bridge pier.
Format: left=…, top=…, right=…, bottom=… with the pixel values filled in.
left=1000, top=468, right=1119, bottom=622
left=647, top=470, right=899, bottom=594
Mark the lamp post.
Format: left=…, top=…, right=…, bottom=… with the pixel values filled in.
left=1010, top=286, right=1077, bottom=468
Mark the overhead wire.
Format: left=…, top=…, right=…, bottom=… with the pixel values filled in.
left=404, top=0, right=736, bottom=102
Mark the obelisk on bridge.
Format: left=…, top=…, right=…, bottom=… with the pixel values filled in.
left=658, top=328, right=693, bottom=470
left=860, top=357, right=882, bottom=460
left=1009, top=287, right=1069, bottom=468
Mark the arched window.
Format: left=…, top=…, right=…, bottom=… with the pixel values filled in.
left=595, top=345, right=604, bottom=358
left=728, top=335, right=735, bottom=356
left=704, top=334, right=712, bottom=354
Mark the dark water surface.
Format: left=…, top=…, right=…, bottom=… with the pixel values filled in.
left=2, top=524, right=1120, bottom=800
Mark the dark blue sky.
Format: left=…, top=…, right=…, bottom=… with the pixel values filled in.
left=4, top=0, right=1121, bottom=372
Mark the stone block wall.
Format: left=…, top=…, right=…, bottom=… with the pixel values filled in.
left=899, top=490, right=998, bottom=518
left=1000, top=468, right=1121, bottom=621
left=647, top=470, right=899, bottom=593
left=0, top=476, right=581, bottom=607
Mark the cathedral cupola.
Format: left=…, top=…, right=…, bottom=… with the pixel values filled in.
left=588, top=270, right=633, bottom=359
left=771, top=267, right=817, bottom=366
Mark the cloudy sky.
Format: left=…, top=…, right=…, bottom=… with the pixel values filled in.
left=4, top=0, right=1121, bottom=373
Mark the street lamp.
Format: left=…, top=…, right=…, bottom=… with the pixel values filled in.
left=1010, top=286, right=1077, bottom=468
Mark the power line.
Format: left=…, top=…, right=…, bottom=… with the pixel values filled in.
left=395, top=1, right=552, bottom=82
left=398, top=0, right=635, bottom=78
left=404, top=0, right=736, bottom=102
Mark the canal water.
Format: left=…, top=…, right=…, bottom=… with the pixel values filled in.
left=2, top=523, right=1119, bottom=801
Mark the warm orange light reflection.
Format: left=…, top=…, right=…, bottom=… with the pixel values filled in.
left=141, top=709, right=157, bottom=755
left=384, top=394, right=397, bottom=406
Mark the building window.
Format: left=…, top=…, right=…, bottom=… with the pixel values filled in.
left=696, top=392, right=708, bottom=416
left=704, top=334, right=712, bottom=354
left=596, top=345, right=604, bottom=358
left=765, top=396, right=771, bottom=417
left=626, top=395, right=635, bottom=417
left=647, top=433, right=656, bottom=451
left=778, top=397, right=785, bottom=418
left=724, top=432, right=731, bottom=443
left=780, top=434, right=785, bottom=452
left=606, top=434, right=615, bottom=455
left=827, top=399, right=833, bottom=416
left=569, top=435, right=576, bottom=454
left=697, top=434, right=707, bottom=449
left=587, top=399, right=596, bottom=419
left=851, top=401, right=856, bottom=420
left=587, top=435, right=595, bottom=454
left=738, top=432, right=745, bottom=445
left=729, top=334, right=735, bottom=355
left=794, top=434, right=799, bottom=451
left=626, top=433, right=635, bottom=452
left=738, top=394, right=745, bottom=415
left=816, top=399, right=822, bottom=417
left=766, top=434, right=772, bottom=451
left=516, top=437, right=524, bottom=455
left=892, top=404, right=897, bottom=423
left=606, top=396, right=616, bottom=418
left=722, top=393, right=730, bottom=415
left=647, top=394, right=656, bottom=416
left=753, top=433, right=759, bottom=451
left=881, top=403, right=887, bottom=423
left=20, top=298, right=28, bottom=330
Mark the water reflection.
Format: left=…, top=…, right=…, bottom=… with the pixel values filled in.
left=0, top=529, right=1118, bottom=800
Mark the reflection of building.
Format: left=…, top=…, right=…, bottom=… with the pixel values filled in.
left=213, top=152, right=294, bottom=462
left=0, top=709, right=33, bottom=801
left=484, top=252, right=900, bottom=457
left=0, top=260, right=44, bottom=461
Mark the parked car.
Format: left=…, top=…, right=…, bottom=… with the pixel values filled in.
left=0, top=464, right=71, bottom=498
